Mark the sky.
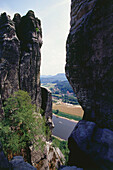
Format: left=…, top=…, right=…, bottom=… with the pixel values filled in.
left=0, top=0, right=71, bottom=75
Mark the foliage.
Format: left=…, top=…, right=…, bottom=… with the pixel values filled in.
left=55, top=81, right=74, bottom=94
left=52, top=93, right=79, bottom=105
left=36, top=27, right=39, bottom=33
left=0, top=90, right=46, bottom=156
left=52, top=136, right=69, bottom=165
left=53, top=109, right=82, bottom=121
left=41, top=80, right=79, bottom=105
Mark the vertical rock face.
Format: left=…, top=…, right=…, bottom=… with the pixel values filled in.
left=14, top=11, right=42, bottom=108
left=41, top=87, right=54, bottom=136
left=66, top=0, right=113, bottom=129
left=66, top=0, right=113, bottom=169
left=0, top=11, right=42, bottom=112
left=41, top=87, right=52, bottom=119
left=0, top=13, right=20, bottom=114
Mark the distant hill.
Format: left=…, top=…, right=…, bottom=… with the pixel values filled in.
left=40, top=73, right=67, bottom=83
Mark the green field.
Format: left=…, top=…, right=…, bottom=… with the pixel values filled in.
left=53, top=109, right=82, bottom=121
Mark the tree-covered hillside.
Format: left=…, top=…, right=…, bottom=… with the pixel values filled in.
left=41, top=73, right=79, bottom=105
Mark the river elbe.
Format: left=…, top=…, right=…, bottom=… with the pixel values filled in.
left=52, top=115, right=77, bottom=140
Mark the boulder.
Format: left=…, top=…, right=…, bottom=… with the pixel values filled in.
left=59, top=166, right=83, bottom=170
left=68, top=120, right=113, bottom=169
left=10, top=156, right=36, bottom=170
left=0, top=142, right=11, bottom=170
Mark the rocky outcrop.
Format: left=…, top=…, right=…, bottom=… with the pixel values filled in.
left=10, top=156, right=37, bottom=170
left=68, top=120, right=113, bottom=169
left=0, top=142, right=11, bottom=169
left=0, top=142, right=37, bottom=170
left=13, top=11, right=42, bottom=109
left=0, top=11, right=61, bottom=170
left=0, top=10, right=42, bottom=113
left=0, top=12, right=20, bottom=116
left=66, top=0, right=113, bottom=169
left=59, top=166, right=83, bottom=170
left=31, top=142, right=65, bottom=170
left=0, top=10, right=51, bottom=170
left=41, top=87, right=54, bottom=131
left=66, top=0, right=113, bottom=129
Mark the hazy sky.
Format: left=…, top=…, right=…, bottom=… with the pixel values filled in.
left=0, top=0, right=71, bottom=75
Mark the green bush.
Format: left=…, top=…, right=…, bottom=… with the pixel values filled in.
left=0, top=90, right=46, bottom=155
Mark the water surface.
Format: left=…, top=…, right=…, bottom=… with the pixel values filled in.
left=52, top=115, right=77, bottom=140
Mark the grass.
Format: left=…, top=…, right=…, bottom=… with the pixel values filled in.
left=53, top=109, right=82, bottom=121
left=52, top=136, right=69, bottom=165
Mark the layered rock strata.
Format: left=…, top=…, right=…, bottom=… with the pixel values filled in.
left=0, top=10, right=42, bottom=112
left=66, top=0, right=113, bottom=169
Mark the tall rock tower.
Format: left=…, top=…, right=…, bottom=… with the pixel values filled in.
left=0, top=10, right=42, bottom=113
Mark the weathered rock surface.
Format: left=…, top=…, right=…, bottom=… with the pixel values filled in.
left=0, top=142, right=37, bottom=170
left=68, top=120, right=113, bottom=169
left=66, top=0, right=113, bottom=169
left=41, top=87, right=54, bottom=131
left=0, top=12, right=20, bottom=116
left=66, top=0, right=113, bottom=129
left=0, top=10, right=42, bottom=113
left=0, top=10, right=54, bottom=170
left=59, top=166, right=83, bottom=170
left=31, top=142, right=65, bottom=170
left=41, top=87, right=52, bottom=119
left=0, top=142, right=11, bottom=169
left=14, top=11, right=42, bottom=109
left=10, top=156, right=37, bottom=170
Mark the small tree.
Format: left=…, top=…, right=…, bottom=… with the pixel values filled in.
left=55, top=110, right=59, bottom=114
left=0, top=90, right=46, bottom=156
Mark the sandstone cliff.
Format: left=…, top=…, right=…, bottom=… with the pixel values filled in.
left=66, top=0, right=113, bottom=169
left=41, top=87, right=54, bottom=132
left=0, top=11, right=63, bottom=170
left=0, top=10, right=42, bottom=113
